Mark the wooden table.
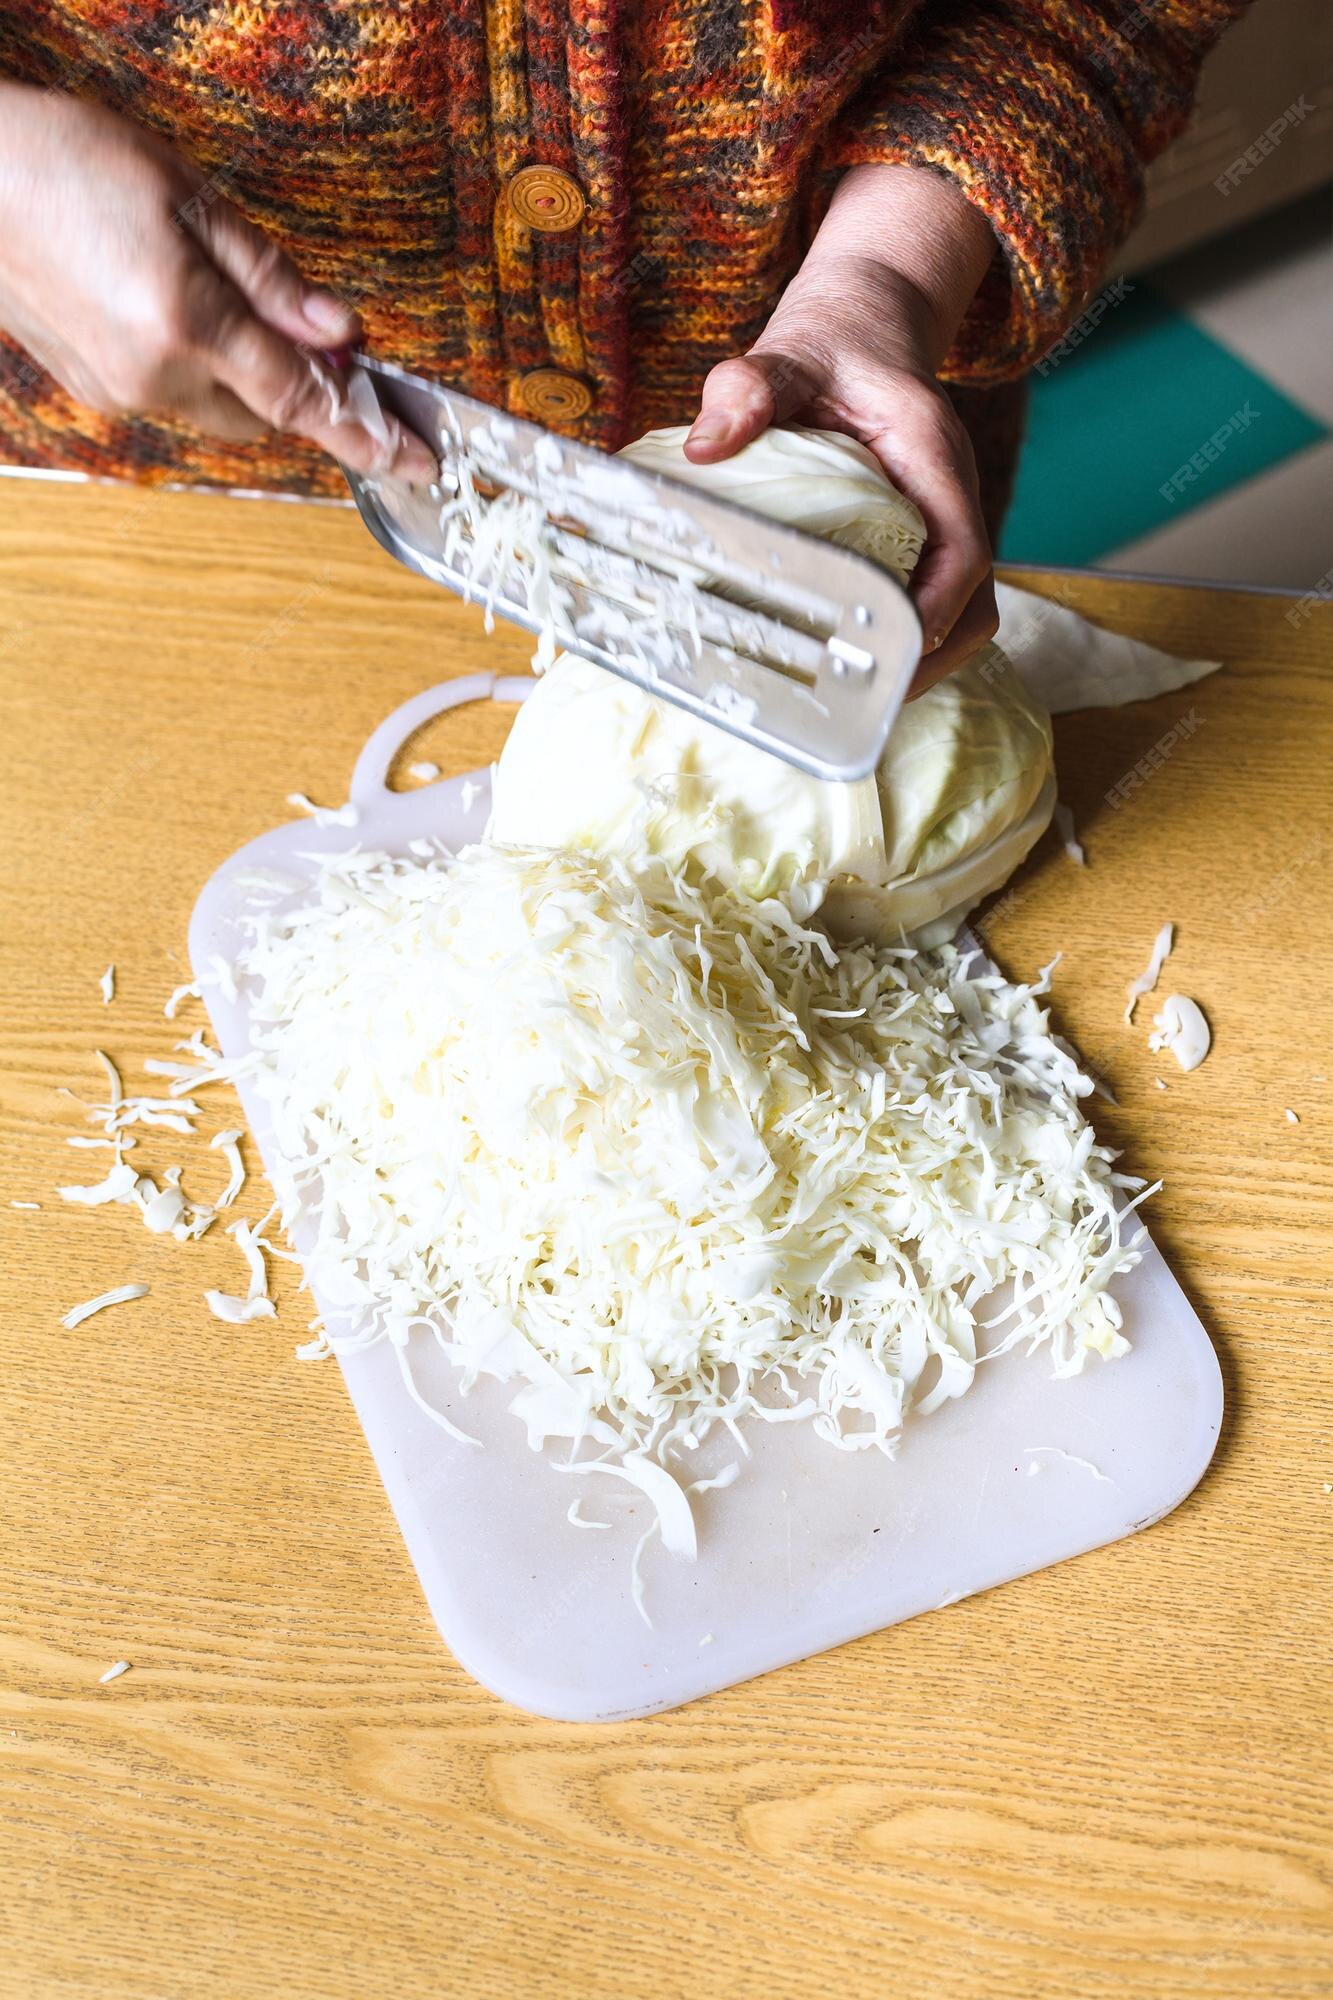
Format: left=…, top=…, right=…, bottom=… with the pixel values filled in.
left=1, top=478, right=1329, bottom=2000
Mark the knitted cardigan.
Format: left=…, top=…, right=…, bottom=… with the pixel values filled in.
left=0, top=0, right=1244, bottom=506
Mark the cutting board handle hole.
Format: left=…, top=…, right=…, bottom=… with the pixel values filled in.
left=352, top=674, right=537, bottom=806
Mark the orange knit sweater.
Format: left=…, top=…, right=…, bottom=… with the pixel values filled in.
left=0, top=1, right=1245, bottom=502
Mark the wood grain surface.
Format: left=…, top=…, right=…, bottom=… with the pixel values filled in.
left=1, top=477, right=1329, bottom=2000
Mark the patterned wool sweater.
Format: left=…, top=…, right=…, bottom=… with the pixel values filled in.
left=0, top=1, right=1243, bottom=502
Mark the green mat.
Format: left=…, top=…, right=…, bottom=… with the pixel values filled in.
left=999, top=281, right=1327, bottom=568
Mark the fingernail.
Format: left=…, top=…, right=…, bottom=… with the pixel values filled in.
left=687, top=416, right=729, bottom=449
left=303, top=288, right=353, bottom=336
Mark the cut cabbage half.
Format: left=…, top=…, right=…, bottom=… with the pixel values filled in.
left=619, top=422, right=926, bottom=586
left=824, top=773, right=1057, bottom=949
left=823, top=652, right=1054, bottom=946
left=490, top=424, right=1055, bottom=941
left=490, top=651, right=888, bottom=910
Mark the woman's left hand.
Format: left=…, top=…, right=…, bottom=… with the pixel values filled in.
left=685, top=164, right=1000, bottom=691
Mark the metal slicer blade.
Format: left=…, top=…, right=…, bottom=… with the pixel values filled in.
left=338, top=354, right=922, bottom=782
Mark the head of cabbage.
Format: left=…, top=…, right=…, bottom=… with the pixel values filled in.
left=489, top=424, right=1054, bottom=945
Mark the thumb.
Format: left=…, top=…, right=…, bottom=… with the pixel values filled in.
left=183, top=191, right=361, bottom=350
left=684, top=350, right=816, bottom=463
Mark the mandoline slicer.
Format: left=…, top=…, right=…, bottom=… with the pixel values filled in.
left=338, top=355, right=921, bottom=783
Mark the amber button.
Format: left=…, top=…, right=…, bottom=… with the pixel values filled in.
left=518, top=369, right=593, bottom=424
left=506, top=165, right=587, bottom=233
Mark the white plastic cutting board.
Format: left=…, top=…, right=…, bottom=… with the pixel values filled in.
left=191, top=675, right=1223, bottom=1722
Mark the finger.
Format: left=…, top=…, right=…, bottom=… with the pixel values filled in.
left=205, top=283, right=436, bottom=481
left=684, top=351, right=816, bottom=462
left=906, top=573, right=999, bottom=694
left=1, top=308, right=260, bottom=447
left=175, top=201, right=429, bottom=474
left=183, top=193, right=361, bottom=351
left=172, top=381, right=271, bottom=444
left=862, top=416, right=992, bottom=671
left=910, top=517, right=995, bottom=669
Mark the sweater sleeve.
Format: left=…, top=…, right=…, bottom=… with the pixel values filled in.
left=825, top=0, right=1250, bottom=383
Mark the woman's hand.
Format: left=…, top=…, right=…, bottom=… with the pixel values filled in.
left=686, top=164, right=999, bottom=690
left=0, top=81, right=435, bottom=481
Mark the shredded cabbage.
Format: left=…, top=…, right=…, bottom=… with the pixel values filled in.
left=207, top=842, right=1149, bottom=1512
left=1149, top=994, right=1211, bottom=1072
left=1125, top=922, right=1175, bottom=1023
left=61, top=1283, right=149, bottom=1330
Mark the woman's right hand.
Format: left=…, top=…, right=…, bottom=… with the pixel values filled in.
left=0, top=81, right=435, bottom=481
